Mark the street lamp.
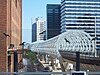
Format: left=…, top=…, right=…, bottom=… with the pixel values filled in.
left=19, top=42, right=26, bottom=49
left=64, top=38, right=70, bottom=43
left=3, top=33, right=10, bottom=37
left=19, top=42, right=27, bottom=57
left=39, top=31, right=46, bottom=40
left=64, top=38, right=80, bottom=71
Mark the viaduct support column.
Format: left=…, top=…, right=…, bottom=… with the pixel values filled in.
left=50, top=58, right=55, bottom=70
left=59, top=56, right=66, bottom=72
left=76, top=52, right=80, bottom=71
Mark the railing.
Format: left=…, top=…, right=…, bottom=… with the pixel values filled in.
left=0, top=72, right=100, bottom=75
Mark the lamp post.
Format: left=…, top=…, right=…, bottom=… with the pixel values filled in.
left=64, top=38, right=80, bottom=71
left=64, top=38, right=70, bottom=43
left=19, top=42, right=26, bottom=49
left=4, top=33, right=20, bottom=72
left=39, top=30, right=46, bottom=40
left=19, top=42, right=26, bottom=57
left=3, top=33, right=10, bottom=37
left=19, top=42, right=32, bottom=71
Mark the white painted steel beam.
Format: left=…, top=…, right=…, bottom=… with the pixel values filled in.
left=25, top=30, right=94, bottom=57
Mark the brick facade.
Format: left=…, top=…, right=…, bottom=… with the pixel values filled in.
left=0, top=0, right=22, bottom=72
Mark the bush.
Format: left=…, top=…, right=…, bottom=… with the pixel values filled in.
left=23, top=51, right=37, bottom=63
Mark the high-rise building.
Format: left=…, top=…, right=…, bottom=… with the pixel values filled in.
left=0, top=0, right=22, bottom=72
left=32, top=22, right=37, bottom=42
left=61, top=0, right=100, bottom=55
left=47, top=4, right=61, bottom=39
left=32, top=17, right=46, bottom=42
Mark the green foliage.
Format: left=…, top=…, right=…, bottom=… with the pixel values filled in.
left=23, top=51, right=37, bottom=63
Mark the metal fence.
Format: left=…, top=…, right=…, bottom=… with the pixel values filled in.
left=0, top=72, right=100, bottom=75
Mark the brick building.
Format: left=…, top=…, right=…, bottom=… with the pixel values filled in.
left=0, top=0, right=22, bottom=72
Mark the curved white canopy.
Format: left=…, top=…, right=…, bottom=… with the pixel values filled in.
left=26, top=30, right=94, bottom=57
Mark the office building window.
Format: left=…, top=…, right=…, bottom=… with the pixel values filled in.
left=48, top=9, right=53, bottom=13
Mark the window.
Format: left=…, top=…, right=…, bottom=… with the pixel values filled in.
left=54, top=9, right=59, bottom=13
left=48, top=9, right=53, bottom=13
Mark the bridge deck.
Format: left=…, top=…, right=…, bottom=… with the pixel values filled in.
left=59, top=51, right=100, bottom=65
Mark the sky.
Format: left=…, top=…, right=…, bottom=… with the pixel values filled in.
left=22, top=0, right=61, bottom=43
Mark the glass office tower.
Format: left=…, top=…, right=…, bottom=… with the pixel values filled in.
left=47, top=4, right=61, bottom=39
left=61, top=0, right=100, bottom=55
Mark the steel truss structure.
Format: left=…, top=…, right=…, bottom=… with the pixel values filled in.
left=25, top=30, right=95, bottom=57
